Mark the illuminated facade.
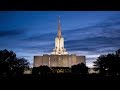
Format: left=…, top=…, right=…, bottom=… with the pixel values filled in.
left=33, top=17, right=86, bottom=68
left=34, top=54, right=85, bottom=67
left=51, top=16, right=68, bottom=55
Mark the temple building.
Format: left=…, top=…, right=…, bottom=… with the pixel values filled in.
left=33, top=17, right=86, bottom=68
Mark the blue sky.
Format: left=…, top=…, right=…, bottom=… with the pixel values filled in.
left=0, top=11, right=120, bottom=67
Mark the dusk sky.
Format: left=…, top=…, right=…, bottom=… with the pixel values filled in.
left=0, top=11, right=120, bottom=67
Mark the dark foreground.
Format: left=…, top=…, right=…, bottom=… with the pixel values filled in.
left=1, top=73, right=120, bottom=81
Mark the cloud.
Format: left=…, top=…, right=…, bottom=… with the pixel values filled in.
left=65, top=36, right=120, bottom=55
left=95, top=15, right=120, bottom=28
left=23, top=32, right=56, bottom=42
left=64, top=16, right=120, bottom=55
left=21, top=43, right=54, bottom=53
left=0, top=29, right=26, bottom=38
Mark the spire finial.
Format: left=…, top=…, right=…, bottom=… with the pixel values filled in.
left=58, top=16, right=62, bottom=38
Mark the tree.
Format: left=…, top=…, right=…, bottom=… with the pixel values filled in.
left=0, top=49, right=29, bottom=78
left=93, top=49, right=120, bottom=76
left=71, top=63, right=88, bottom=75
left=116, top=49, right=120, bottom=57
left=32, top=65, right=51, bottom=75
left=94, top=54, right=108, bottom=75
left=8, top=58, right=29, bottom=76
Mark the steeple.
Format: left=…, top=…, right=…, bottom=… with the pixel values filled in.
left=51, top=16, right=68, bottom=55
left=58, top=16, right=62, bottom=38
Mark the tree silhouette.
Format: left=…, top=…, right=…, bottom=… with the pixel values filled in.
left=71, top=63, right=88, bottom=75
left=116, top=49, right=120, bottom=57
left=0, top=49, right=29, bottom=78
left=32, top=65, right=51, bottom=75
left=94, top=49, right=120, bottom=76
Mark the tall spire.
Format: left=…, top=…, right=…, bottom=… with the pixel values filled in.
left=58, top=16, right=62, bottom=38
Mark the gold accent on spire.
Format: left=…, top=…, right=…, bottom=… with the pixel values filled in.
left=58, top=16, right=62, bottom=38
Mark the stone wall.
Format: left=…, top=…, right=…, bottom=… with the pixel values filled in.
left=33, top=56, right=42, bottom=67
left=34, top=54, right=86, bottom=67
